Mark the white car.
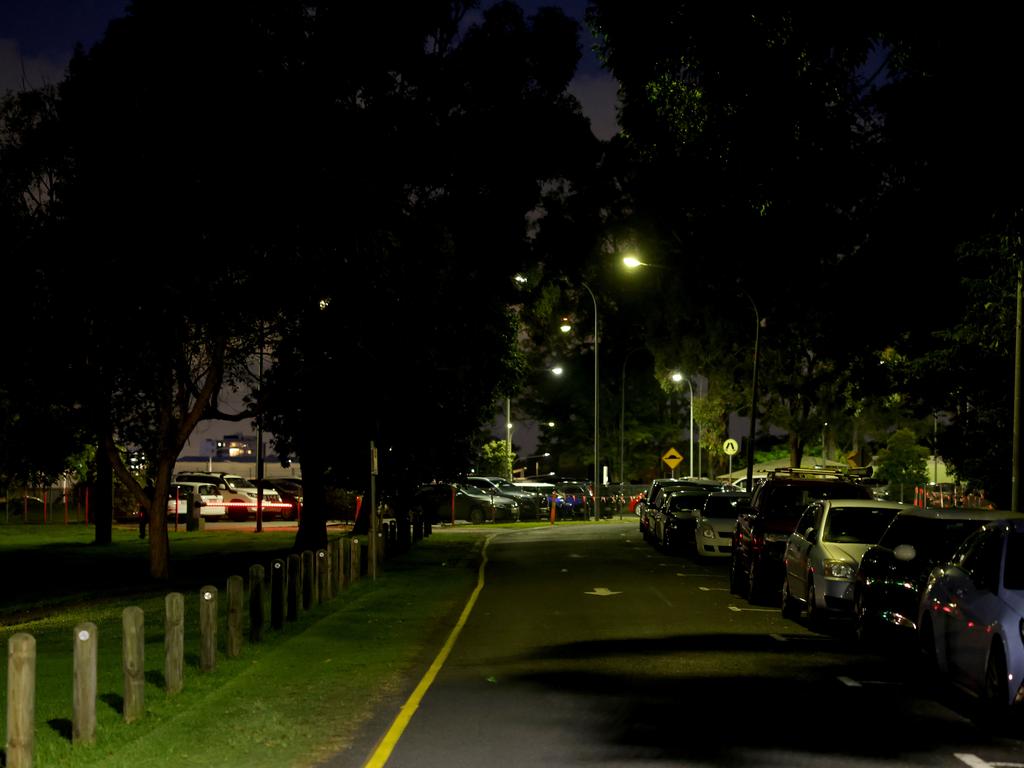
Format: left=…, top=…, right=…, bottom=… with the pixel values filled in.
left=168, top=481, right=226, bottom=519
left=783, top=498, right=905, bottom=621
left=917, top=518, right=1024, bottom=711
left=174, top=472, right=283, bottom=521
left=693, top=491, right=751, bottom=558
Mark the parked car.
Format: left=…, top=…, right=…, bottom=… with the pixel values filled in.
left=730, top=467, right=874, bottom=604
left=553, top=482, right=592, bottom=520
left=728, top=473, right=767, bottom=492
left=917, top=518, right=1024, bottom=713
left=638, top=478, right=720, bottom=540
left=853, top=506, right=1024, bottom=646
left=412, top=483, right=519, bottom=524
left=254, top=477, right=302, bottom=520
left=781, top=499, right=904, bottom=622
left=512, top=480, right=557, bottom=516
left=694, top=491, right=751, bottom=558
left=167, top=481, right=226, bottom=520
left=653, top=489, right=716, bottom=552
left=464, top=476, right=547, bottom=519
left=174, top=471, right=284, bottom=521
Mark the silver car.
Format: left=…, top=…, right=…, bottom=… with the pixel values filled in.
left=783, top=498, right=905, bottom=621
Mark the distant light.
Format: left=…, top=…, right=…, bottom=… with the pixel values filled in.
left=551, top=367, right=564, bottom=376
left=623, top=255, right=643, bottom=269
left=671, top=372, right=683, bottom=382
left=547, top=421, right=555, bottom=428
left=513, top=274, right=528, bottom=284
left=319, top=298, right=331, bottom=310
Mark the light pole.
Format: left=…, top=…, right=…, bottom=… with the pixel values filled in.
left=582, top=282, right=600, bottom=521
left=505, top=396, right=513, bottom=479
left=671, top=372, right=695, bottom=478
left=741, top=291, right=762, bottom=491
left=562, top=283, right=600, bottom=520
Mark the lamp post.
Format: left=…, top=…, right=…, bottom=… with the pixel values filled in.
left=562, top=283, right=600, bottom=521
left=671, top=372, right=695, bottom=478
left=582, top=282, right=600, bottom=521
left=505, top=396, right=513, bottom=479
left=742, top=291, right=762, bottom=491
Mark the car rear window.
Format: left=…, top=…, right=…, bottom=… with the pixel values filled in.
left=878, top=516, right=988, bottom=561
left=705, top=496, right=750, bottom=519
left=822, top=506, right=901, bottom=544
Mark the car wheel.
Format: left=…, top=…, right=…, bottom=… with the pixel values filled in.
left=729, top=554, right=748, bottom=597
left=781, top=577, right=801, bottom=619
left=470, top=507, right=484, bottom=525
left=854, top=591, right=876, bottom=645
left=806, top=577, right=820, bottom=624
left=983, top=643, right=1010, bottom=711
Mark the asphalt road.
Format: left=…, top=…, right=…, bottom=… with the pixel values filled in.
left=335, top=522, right=1024, bottom=768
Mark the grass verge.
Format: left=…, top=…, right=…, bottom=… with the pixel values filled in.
left=0, top=525, right=484, bottom=767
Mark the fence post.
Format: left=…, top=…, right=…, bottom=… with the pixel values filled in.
left=199, top=586, right=218, bottom=672
left=6, top=632, right=35, bottom=768
left=73, top=622, right=97, bottom=744
left=122, top=606, right=145, bottom=723
left=329, top=538, right=342, bottom=598
left=165, top=593, right=184, bottom=694
left=226, top=575, right=243, bottom=659
left=341, top=538, right=352, bottom=591
left=287, top=554, right=300, bottom=621
left=316, top=549, right=328, bottom=604
left=249, top=564, right=265, bottom=642
left=349, top=538, right=362, bottom=584
left=301, top=550, right=315, bottom=609
left=270, top=558, right=285, bottom=629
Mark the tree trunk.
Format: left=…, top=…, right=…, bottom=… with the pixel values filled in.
left=93, top=446, right=112, bottom=545
left=294, top=456, right=328, bottom=553
left=146, top=459, right=175, bottom=580
left=789, top=433, right=804, bottom=469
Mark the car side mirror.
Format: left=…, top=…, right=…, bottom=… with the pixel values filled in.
left=893, top=544, right=916, bottom=562
left=804, top=527, right=816, bottom=541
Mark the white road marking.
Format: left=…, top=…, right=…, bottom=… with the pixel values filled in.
left=769, top=634, right=788, bottom=642
left=650, top=587, right=674, bottom=607
left=728, top=605, right=778, bottom=612
left=838, top=676, right=862, bottom=687
left=954, top=755, right=992, bottom=768
left=584, top=587, right=622, bottom=596
left=698, top=586, right=729, bottom=591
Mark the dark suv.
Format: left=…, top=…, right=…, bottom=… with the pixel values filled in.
left=730, top=467, right=873, bottom=604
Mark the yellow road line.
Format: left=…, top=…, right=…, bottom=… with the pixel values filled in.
left=363, top=534, right=493, bottom=768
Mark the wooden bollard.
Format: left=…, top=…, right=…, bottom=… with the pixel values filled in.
left=340, top=538, right=351, bottom=591
left=302, top=550, right=315, bottom=609
left=286, top=554, right=300, bottom=621
left=412, top=510, right=423, bottom=542
left=122, top=606, right=145, bottom=723
left=73, top=622, right=97, bottom=744
left=349, top=538, right=362, bottom=584
left=316, top=549, right=329, bottom=604
left=329, top=539, right=342, bottom=597
left=270, top=558, right=285, bottom=629
left=165, top=593, right=184, bottom=695
left=199, top=586, right=217, bottom=672
left=7, top=632, right=36, bottom=767
left=249, top=564, right=265, bottom=642
left=226, top=575, right=243, bottom=658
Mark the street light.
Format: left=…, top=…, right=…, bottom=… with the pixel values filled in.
left=741, top=290, right=762, bottom=491
left=560, top=282, right=600, bottom=521
left=671, top=372, right=695, bottom=478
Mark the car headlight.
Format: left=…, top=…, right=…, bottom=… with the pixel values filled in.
left=701, top=525, right=715, bottom=540
left=823, top=560, right=856, bottom=579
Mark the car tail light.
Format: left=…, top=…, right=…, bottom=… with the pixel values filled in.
left=751, top=531, right=765, bottom=554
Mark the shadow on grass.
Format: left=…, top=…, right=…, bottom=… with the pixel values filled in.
left=100, top=692, right=123, bottom=715
left=47, top=717, right=72, bottom=741
left=145, top=669, right=165, bottom=688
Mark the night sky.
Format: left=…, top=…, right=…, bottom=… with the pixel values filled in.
left=0, top=0, right=618, bottom=139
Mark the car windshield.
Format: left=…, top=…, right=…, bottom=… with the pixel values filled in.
left=878, top=516, right=988, bottom=561
left=822, top=506, right=901, bottom=544
left=226, top=476, right=256, bottom=490
left=669, top=494, right=707, bottom=512
left=1003, top=532, right=1024, bottom=590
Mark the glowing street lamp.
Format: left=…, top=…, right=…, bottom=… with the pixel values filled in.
left=671, top=372, right=695, bottom=478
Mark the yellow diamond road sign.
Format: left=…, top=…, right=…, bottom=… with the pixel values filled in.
left=662, top=447, right=683, bottom=469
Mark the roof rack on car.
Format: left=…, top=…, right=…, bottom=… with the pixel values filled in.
left=765, top=466, right=873, bottom=480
